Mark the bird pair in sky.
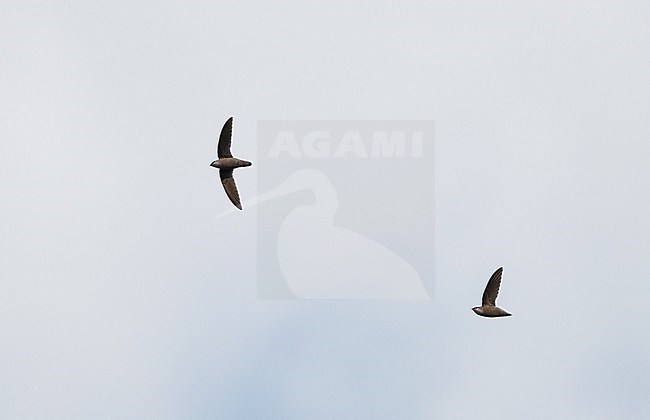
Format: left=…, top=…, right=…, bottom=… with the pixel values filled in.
left=209, top=117, right=511, bottom=317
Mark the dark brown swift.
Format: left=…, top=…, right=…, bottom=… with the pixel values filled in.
left=210, top=117, right=252, bottom=210
left=472, top=267, right=512, bottom=318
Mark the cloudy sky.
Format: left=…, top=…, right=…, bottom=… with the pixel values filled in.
left=2, top=1, right=650, bottom=418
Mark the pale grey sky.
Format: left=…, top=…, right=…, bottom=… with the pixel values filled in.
left=2, top=1, right=650, bottom=419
